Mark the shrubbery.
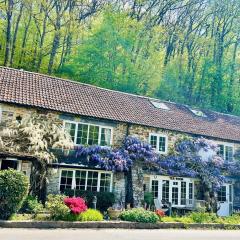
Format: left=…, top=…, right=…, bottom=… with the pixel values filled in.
left=20, top=195, right=44, bottom=214
left=46, top=194, right=69, bottom=220
left=0, top=169, right=29, bottom=220
left=119, top=208, right=159, bottom=223
left=64, top=189, right=115, bottom=212
left=64, top=197, right=87, bottom=214
left=80, top=209, right=103, bottom=221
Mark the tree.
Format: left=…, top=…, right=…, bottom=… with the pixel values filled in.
left=0, top=113, right=73, bottom=199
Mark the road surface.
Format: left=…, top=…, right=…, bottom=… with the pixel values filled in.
left=0, top=228, right=240, bottom=240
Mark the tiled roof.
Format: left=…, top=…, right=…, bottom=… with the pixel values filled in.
left=1, top=66, right=240, bottom=142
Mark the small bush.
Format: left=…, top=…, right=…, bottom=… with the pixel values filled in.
left=20, top=195, right=44, bottom=214
left=188, top=212, right=218, bottom=223
left=80, top=209, right=103, bottom=221
left=144, top=192, right=154, bottom=206
left=0, top=169, right=29, bottom=219
left=119, top=208, right=159, bottom=223
left=64, top=197, right=87, bottom=214
left=64, top=189, right=115, bottom=212
left=46, top=194, right=69, bottom=220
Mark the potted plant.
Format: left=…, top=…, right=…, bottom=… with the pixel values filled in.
left=107, top=203, right=123, bottom=220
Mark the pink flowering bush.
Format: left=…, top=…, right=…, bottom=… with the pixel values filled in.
left=64, top=197, right=87, bottom=214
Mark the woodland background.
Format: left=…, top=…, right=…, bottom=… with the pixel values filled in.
left=0, top=0, right=239, bottom=114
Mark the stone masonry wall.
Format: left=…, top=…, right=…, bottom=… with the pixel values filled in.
left=1, top=102, right=240, bottom=207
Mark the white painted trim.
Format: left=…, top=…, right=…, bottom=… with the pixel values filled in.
left=0, top=158, right=22, bottom=171
left=59, top=168, right=113, bottom=192
left=149, top=175, right=195, bottom=208
left=63, top=120, right=113, bottom=146
left=149, top=133, right=168, bottom=154
left=215, top=141, right=235, bottom=162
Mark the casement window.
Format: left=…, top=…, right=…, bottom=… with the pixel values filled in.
left=0, top=158, right=21, bottom=171
left=150, top=177, right=194, bottom=207
left=149, top=134, right=168, bottom=153
left=64, top=121, right=112, bottom=146
left=218, top=186, right=227, bottom=202
left=151, top=180, right=158, bottom=198
left=59, top=169, right=113, bottom=193
left=218, top=144, right=234, bottom=162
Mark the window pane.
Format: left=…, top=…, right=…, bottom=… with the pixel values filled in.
left=75, top=170, right=86, bottom=190
left=76, top=124, right=88, bottom=145
left=65, top=122, right=76, bottom=142
left=218, top=144, right=224, bottom=158
left=159, top=136, right=166, bottom=152
left=87, top=171, right=98, bottom=191
left=0, top=160, right=18, bottom=170
left=150, top=135, right=157, bottom=149
left=100, top=128, right=112, bottom=146
left=225, top=146, right=233, bottom=162
left=162, top=180, right=169, bottom=203
left=189, top=183, right=193, bottom=204
left=181, top=182, right=186, bottom=205
left=88, top=125, right=99, bottom=145
left=172, top=187, right=178, bottom=205
left=218, top=186, right=227, bottom=202
left=100, top=173, right=111, bottom=192
left=60, top=170, right=73, bottom=192
left=151, top=180, right=158, bottom=198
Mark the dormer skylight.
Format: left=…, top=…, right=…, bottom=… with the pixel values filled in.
left=150, top=100, right=170, bottom=110
left=189, top=108, right=207, bottom=117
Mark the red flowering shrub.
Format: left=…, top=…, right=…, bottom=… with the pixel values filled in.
left=155, top=209, right=165, bottom=218
left=64, top=197, right=87, bottom=214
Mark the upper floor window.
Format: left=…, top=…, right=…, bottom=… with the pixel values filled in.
left=149, top=134, right=168, bottom=154
left=64, top=121, right=112, bottom=146
left=218, top=144, right=234, bottom=162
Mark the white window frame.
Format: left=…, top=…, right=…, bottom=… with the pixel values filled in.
left=149, top=175, right=195, bottom=208
left=64, top=121, right=113, bottom=146
left=0, top=158, right=22, bottom=171
left=59, top=168, right=113, bottom=192
left=149, top=133, right=168, bottom=154
left=216, top=142, right=234, bottom=162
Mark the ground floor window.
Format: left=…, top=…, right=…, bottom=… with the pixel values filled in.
left=150, top=176, right=194, bottom=207
left=60, top=169, right=113, bottom=193
left=0, top=159, right=20, bottom=170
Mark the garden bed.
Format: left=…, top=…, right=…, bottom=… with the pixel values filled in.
left=1, top=220, right=240, bottom=230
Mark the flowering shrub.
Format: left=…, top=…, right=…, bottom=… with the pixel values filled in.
left=155, top=209, right=165, bottom=218
left=64, top=197, right=87, bottom=214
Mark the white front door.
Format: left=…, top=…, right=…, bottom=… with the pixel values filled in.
left=150, top=176, right=194, bottom=208
left=217, top=184, right=233, bottom=217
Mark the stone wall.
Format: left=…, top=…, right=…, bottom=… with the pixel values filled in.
left=2, top=102, right=240, bottom=207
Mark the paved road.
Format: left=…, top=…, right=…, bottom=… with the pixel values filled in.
left=1, top=228, right=240, bottom=240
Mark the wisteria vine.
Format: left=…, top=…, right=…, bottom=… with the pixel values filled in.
left=54, top=136, right=240, bottom=190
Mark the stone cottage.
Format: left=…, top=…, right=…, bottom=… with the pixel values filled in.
left=0, top=67, right=240, bottom=216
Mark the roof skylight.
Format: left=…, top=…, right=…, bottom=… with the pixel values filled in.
left=150, top=100, right=170, bottom=110
left=190, top=108, right=207, bottom=117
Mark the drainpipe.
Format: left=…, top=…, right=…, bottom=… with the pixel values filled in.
left=125, top=123, right=134, bottom=207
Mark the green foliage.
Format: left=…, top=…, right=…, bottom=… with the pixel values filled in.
left=119, top=208, right=159, bottom=223
left=80, top=209, right=104, bottom=221
left=20, top=195, right=44, bottom=214
left=46, top=194, right=69, bottom=220
left=64, top=189, right=115, bottom=212
left=188, top=212, right=218, bottom=224
left=144, top=192, right=154, bottom=206
left=0, top=169, right=29, bottom=220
